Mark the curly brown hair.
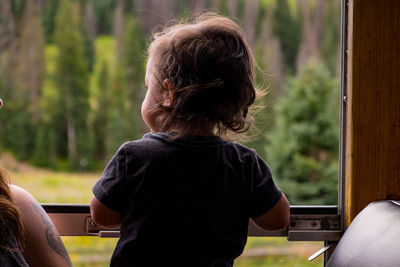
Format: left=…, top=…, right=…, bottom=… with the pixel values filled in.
left=0, top=167, right=24, bottom=250
left=148, top=13, right=258, bottom=139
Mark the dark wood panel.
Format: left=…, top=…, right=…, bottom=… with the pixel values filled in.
left=346, top=0, right=400, bottom=225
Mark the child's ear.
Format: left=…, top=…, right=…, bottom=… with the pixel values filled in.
left=162, top=79, right=175, bottom=107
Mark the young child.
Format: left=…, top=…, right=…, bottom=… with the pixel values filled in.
left=90, top=13, right=290, bottom=267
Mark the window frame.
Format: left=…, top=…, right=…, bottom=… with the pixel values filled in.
left=40, top=0, right=349, bottom=265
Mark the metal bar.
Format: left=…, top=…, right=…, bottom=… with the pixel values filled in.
left=43, top=204, right=90, bottom=213
left=339, top=0, right=349, bottom=233
left=288, top=230, right=342, bottom=242
left=42, top=204, right=338, bottom=215
left=44, top=204, right=342, bottom=241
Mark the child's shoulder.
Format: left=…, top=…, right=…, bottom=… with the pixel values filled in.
left=118, top=133, right=164, bottom=151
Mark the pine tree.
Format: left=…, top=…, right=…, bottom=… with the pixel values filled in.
left=42, top=0, right=59, bottom=43
left=321, top=0, right=341, bottom=74
left=3, top=0, right=45, bottom=160
left=92, top=61, right=110, bottom=163
left=32, top=45, right=59, bottom=168
left=107, top=67, right=128, bottom=154
left=54, top=0, right=92, bottom=170
left=265, top=64, right=339, bottom=205
left=271, top=0, right=301, bottom=73
left=92, top=0, right=116, bottom=34
left=217, top=0, right=229, bottom=16
left=119, top=14, right=145, bottom=139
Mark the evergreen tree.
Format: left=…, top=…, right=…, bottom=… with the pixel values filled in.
left=3, top=0, right=45, bottom=160
left=321, top=0, right=341, bottom=74
left=175, top=0, right=189, bottom=19
left=91, top=0, right=115, bottom=34
left=11, top=0, right=26, bottom=20
left=265, top=64, right=339, bottom=205
left=32, top=45, right=59, bottom=168
left=119, top=14, right=145, bottom=140
left=217, top=0, right=229, bottom=16
left=235, top=0, right=245, bottom=24
left=255, top=0, right=268, bottom=40
left=54, top=0, right=92, bottom=170
left=92, top=61, right=110, bottom=163
left=106, top=13, right=145, bottom=155
left=107, top=67, right=128, bottom=154
left=42, top=0, right=59, bottom=43
left=271, top=0, right=301, bottom=73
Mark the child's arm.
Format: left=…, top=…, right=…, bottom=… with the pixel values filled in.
left=251, top=193, right=290, bottom=231
left=90, top=196, right=122, bottom=228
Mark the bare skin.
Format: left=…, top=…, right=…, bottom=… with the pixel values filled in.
left=251, top=193, right=290, bottom=231
left=10, top=185, right=72, bottom=267
left=90, top=196, right=122, bottom=228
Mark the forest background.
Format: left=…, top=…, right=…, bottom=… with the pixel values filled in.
left=0, top=0, right=341, bottom=205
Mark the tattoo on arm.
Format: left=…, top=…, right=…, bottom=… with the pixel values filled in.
left=30, top=200, right=72, bottom=267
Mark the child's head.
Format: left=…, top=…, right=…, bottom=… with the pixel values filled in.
left=142, top=13, right=257, bottom=138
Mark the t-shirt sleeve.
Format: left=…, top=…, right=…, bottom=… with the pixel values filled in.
left=249, top=154, right=282, bottom=218
left=92, top=143, right=127, bottom=212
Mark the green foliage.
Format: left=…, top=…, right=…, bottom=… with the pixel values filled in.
left=11, top=0, right=26, bottom=20
left=271, top=0, right=302, bottom=73
left=0, top=0, right=342, bottom=186
left=0, top=101, right=35, bottom=160
left=217, top=0, right=229, bottom=16
left=244, top=42, right=271, bottom=161
left=91, top=0, right=115, bottom=34
left=123, top=0, right=135, bottom=14
left=321, top=0, right=341, bottom=74
left=42, top=0, right=59, bottom=43
left=235, top=0, right=245, bottom=23
left=1, top=2, right=45, bottom=162
left=265, top=64, right=339, bottom=205
left=89, top=37, right=115, bottom=164
left=54, top=0, right=92, bottom=170
left=118, top=15, right=145, bottom=140
left=175, top=0, right=189, bottom=18
left=255, top=1, right=268, bottom=40
left=92, top=61, right=110, bottom=162
left=82, top=28, right=96, bottom=72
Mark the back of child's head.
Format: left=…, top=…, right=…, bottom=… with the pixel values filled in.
left=148, top=13, right=257, bottom=139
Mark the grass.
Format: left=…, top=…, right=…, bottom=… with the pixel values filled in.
left=6, top=165, right=323, bottom=266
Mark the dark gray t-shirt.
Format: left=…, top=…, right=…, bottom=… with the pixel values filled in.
left=93, top=133, right=282, bottom=266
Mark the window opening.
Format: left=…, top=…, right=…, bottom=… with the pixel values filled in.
left=0, top=0, right=344, bottom=266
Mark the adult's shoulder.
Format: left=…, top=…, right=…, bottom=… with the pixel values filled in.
left=9, top=184, right=36, bottom=209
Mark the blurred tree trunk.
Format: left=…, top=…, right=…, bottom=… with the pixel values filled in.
left=296, top=0, right=326, bottom=71
left=12, top=0, right=45, bottom=122
left=242, top=0, right=258, bottom=50
left=0, top=0, right=16, bottom=101
left=54, top=0, right=91, bottom=169
left=0, top=0, right=15, bottom=52
left=187, top=0, right=207, bottom=15
left=113, top=0, right=124, bottom=57
left=261, top=9, right=284, bottom=97
left=84, top=1, right=97, bottom=40
left=135, top=0, right=176, bottom=35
